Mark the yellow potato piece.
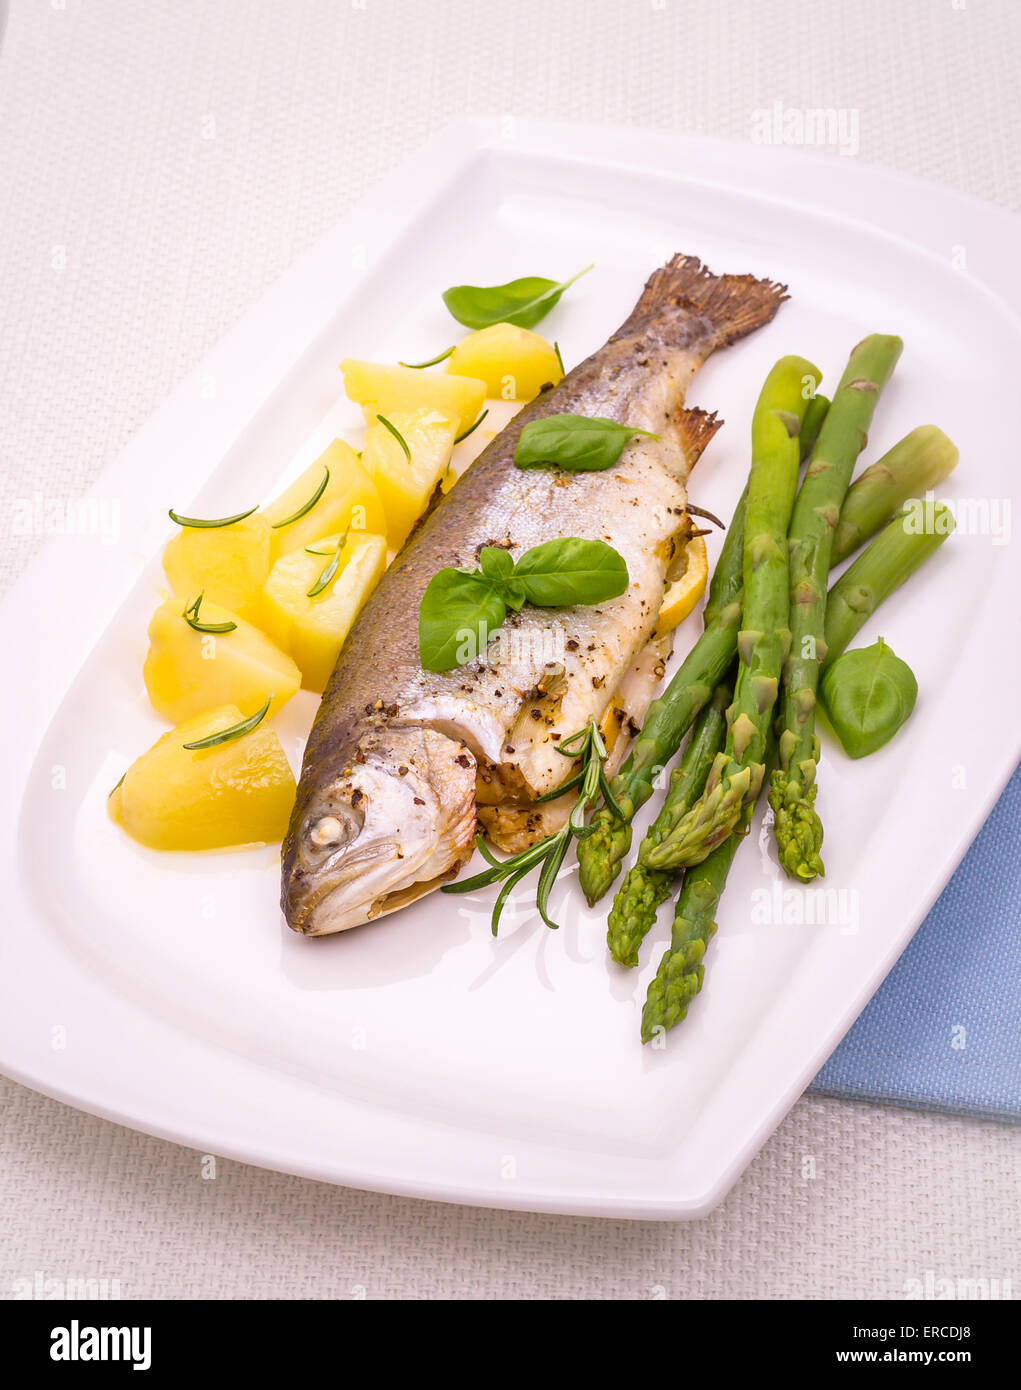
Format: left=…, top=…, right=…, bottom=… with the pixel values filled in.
left=110, top=704, right=296, bottom=851
left=361, top=407, right=458, bottom=549
left=260, top=531, right=387, bottom=693
left=143, top=596, right=300, bottom=723
left=163, top=513, right=272, bottom=623
left=446, top=323, right=563, bottom=400
left=340, top=358, right=485, bottom=436
left=262, top=438, right=386, bottom=558
left=656, top=534, right=708, bottom=636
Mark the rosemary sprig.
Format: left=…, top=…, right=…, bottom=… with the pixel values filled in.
left=398, top=346, right=454, bottom=369
left=376, top=414, right=411, bottom=461
left=182, top=696, right=272, bottom=750
left=441, top=718, right=620, bottom=933
left=270, top=466, right=330, bottom=528
left=168, top=505, right=258, bottom=528
left=454, top=409, right=488, bottom=445
left=182, top=591, right=237, bottom=634
left=306, top=533, right=348, bottom=597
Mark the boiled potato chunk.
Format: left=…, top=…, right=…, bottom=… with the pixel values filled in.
left=260, top=531, right=387, bottom=693
left=163, top=513, right=272, bottom=623
left=262, top=438, right=385, bottom=558
left=143, top=596, right=300, bottom=723
left=446, top=323, right=563, bottom=400
left=340, top=358, right=485, bottom=437
left=109, top=705, right=295, bottom=851
left=362, top=407, right=458, bottom=548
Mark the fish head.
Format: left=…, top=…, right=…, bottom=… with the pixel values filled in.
left=281, top=726, right=477, bottom=935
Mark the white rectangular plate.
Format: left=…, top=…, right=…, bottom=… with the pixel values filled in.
left=3, top=120, right=1019, bottom=1219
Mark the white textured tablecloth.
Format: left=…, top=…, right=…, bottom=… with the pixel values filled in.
left=1, top=0, right=1019, bottom=1300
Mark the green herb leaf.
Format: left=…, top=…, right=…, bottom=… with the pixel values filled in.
left=418, top=537, right=627, bottom=670
left=820, top=637, right=918, bottom=759
left=376, top=414, right=411, bottom=461
left=512, top=537, right=629, bottom=607
left=514, top=414, right=659, bottom=472
left=307, top=534, right=348, bottom=598
left=398, top=346, right=454, bottom=369
left=536, top=832, right=570, bottom=929
left=479, top=545, right=514, bottom=580
left=502, top=577, right=527, bottom=611
left=182, top=591, right=238, bottom=634
left=418, top=569, right=507, bottom=672
left=442, top=266, right=593, bottom=331
left=553, top=340, right=565, bottom=374
left=453, top=409, right=488, bottom=445
left=270, top=466, right=330, bottom=529
left=182, top=696, right=272, bottom=750
left=108, top=773, right=125, bottom=798
left=168, top=506, right=258, bottom=528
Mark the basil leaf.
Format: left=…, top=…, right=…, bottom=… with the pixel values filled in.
left=513, top=538, right=629, bottom=607
left=479, top=545, right=514, bottom=580
left=514, top=414, right=659, bottom=472
left=502, top=577, right=527, bottom=611
left=418, top=569, right=506, bottom=672
left=820, top=638, right=918, bottom=759
left=442, top=266, right=592, bottom=330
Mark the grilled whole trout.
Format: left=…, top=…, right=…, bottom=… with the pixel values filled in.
left=282, top=254, right=786, bottom=934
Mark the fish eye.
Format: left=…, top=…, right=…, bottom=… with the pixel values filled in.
left=308, top=815, right=345, bottom=849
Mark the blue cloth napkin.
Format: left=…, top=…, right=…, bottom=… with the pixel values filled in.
left=809, top=763, right=1021, bottom=1122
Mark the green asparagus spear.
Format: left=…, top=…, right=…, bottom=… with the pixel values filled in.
left=640, top=814, right=742, bottom=1043
left=649, top=493, right=954, bottom=873
left=831, top=426, right=958, bottom=567
left=822, top=500, right=956, bottom=668
left=607, top=680, right=731, bottom=967
left=576, top=491, right=747, bottom=904
left=604, top=396, right=834, bottom=943
left=578, top=414, right=953, bottom=904
left=642, top=731, right=776, bottom=1043
left=642, top=505, right=956, bottom=1040
left=642, top=356, right=821, bottom=871
left=799, top=391, right=831, bottom=461
left=771, top=334, right=903, bottom=882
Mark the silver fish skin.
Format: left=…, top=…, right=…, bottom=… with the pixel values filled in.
left=282, top=254, right=786, bottom=935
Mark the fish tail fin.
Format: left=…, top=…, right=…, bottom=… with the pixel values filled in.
left=675, top=405, right=723, bottom=469
left=628, top=253, right=788, bottom=349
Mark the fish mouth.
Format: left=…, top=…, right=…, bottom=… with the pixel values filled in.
left=281, top=727, right=477, bottom=936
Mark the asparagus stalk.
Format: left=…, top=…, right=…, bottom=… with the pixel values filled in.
left=577, top=414, right=952, bottom=904
left=642, top=356, right=822, bottom=871
left=648, top=492, right=954, bottom=872
left=771, top=334, right=903, bottom=882
left=577, top=406, right=827, bottom=907
left=799, top=391, right=831, bottom=461
left=642, top=733, right=776, bottom=1043
left=641, top=806, right=744, bottom=1043
left=576, top=490, right=747, bottom=904
left=642, top=505, right=956, bottom=1040
left=606, top=680, right=731, bottom=968
left=822, top=500, right=956, bottom=668
left=831, top=426, right=958, bottom=563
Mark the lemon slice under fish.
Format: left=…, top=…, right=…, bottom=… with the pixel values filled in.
left=656, top=533, right=708, bottom=635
